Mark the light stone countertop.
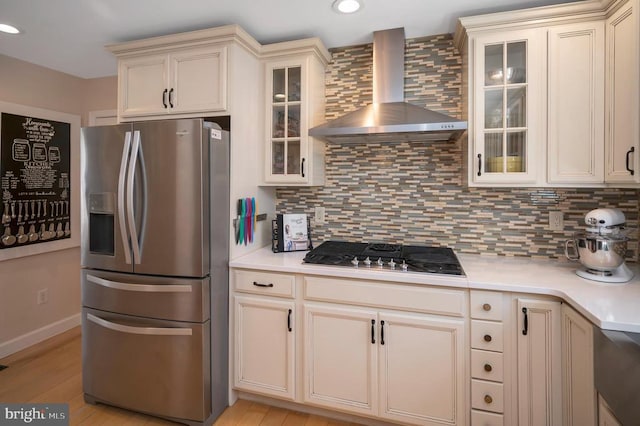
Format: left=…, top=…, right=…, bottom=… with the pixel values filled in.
left=230, top=246, right=640, bottom=333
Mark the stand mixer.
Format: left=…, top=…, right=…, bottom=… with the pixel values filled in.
left=565, top=208, right=634, bottom=283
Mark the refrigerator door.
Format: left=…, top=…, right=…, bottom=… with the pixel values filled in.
left=81, top=124, right=134, bottom=273
left=132, top=119, right=210, bottom=277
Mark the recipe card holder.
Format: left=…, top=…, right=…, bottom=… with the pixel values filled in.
left=271, top=214, right=313, bottom=253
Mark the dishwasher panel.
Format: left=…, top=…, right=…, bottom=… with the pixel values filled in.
left=82, top=308, right=211, bottom=422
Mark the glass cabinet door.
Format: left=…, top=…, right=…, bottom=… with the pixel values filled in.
left=270, top=65, right=302, bottom=176
left=482, top=40, right=528, bottom=175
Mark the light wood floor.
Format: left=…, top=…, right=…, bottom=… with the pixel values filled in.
left=0, top=327, right=360, bottom=425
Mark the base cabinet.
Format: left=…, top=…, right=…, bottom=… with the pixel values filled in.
left=562, top=304, right=596, bottom=426
left=233, top=295, right=295, bottom=400
left=516, top=298, right=562, bottom=426
left=304, top=304, right=465, bottom=426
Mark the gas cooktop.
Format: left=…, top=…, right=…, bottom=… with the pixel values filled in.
left=303, top=241, right=464, bottom=276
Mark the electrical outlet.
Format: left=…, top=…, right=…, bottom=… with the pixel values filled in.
left=37, top=288, right=48, bottom=305
left=314, top=206, right=326, bottom=224
left=549, top=211, right=564, bottom=231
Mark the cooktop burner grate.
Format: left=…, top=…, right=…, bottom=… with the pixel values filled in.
left=303, top=241, right=464, bottom=276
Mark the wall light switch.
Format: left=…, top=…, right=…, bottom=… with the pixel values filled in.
left=315, top=207, right=326, bottom=224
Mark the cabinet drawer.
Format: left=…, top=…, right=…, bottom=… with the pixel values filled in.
left=471, top=409, right=504, bottom=426
left=234, top=270, right=295, bottom=298
left=471, top=320, right=504, bottom=352
left=470, top=290, right=504, bottom=321
left=471, top=379, right=504, bottom=413
left=471, top=349, right=504, bottom=382
left=304, top=276, right=466, bottom=316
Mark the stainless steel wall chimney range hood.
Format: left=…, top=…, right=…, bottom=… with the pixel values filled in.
left=309, top=27, right=467, bottom=144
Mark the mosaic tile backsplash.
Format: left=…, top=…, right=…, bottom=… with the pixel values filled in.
left=276, top=34, right=639, bottom=260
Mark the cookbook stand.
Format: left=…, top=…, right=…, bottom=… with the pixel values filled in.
left=271, top=216, right=313, bottom=253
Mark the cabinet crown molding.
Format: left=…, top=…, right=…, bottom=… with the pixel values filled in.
left=106, top=24, right=330, bottom=66
left=107, top=24, right=263, bottom=58
left=454, top=0, right=624, bottom=49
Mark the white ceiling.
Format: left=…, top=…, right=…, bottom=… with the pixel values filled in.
left=0, top=0, right=583, bottom=79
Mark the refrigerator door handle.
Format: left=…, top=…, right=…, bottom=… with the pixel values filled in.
left=118, top=131, right=133, bottom=265
left=87, top=313, right=193, bottom=336
left=127, top=130, right=142, bottom=264
left=86, top=274, right=194, bottom=293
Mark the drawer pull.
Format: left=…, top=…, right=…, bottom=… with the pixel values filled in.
left=484, top=395, right=493, bottom=404
left=482, top=303, right=492, bottom=311
left=484, top=363, right=493, bottom=372
left=484, top=334, right=492, bottom=342
left=253, top=281, right=274, bottom=288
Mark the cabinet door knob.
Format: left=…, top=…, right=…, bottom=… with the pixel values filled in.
left=484, top=395, right=493, bottom=404
left=484, top=363, right=493, bottom=372
left=483, top=334, right=492, bottom=342
left=482, top=303, right=492, bottom=311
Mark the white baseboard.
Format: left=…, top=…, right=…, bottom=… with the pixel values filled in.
left=0, top=313, right=81, bottom=360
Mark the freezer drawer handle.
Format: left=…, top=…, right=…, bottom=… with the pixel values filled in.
left=87, top=313, right=193, bottom=336
left=87, top=274, right=193, bottom=293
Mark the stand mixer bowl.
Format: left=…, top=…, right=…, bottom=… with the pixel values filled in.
left=565, top=233, right=628, bottom=271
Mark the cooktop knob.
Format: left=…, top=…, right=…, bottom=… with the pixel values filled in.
left=351, top=257, right=359, bottom=267
left=401, top=261, right=408, bottom=272
left=363, top=257, right=372, bottom=267
left=389, top=259, right=396, bottom=270
left=377, top=257, right=384, bottom=267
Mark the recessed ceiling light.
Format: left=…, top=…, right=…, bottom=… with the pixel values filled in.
left=332, top=0, right=363, bottom=14
left=0, top=23, right=20, bottom=34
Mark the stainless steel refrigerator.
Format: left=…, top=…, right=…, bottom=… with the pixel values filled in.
left=80, top=119, right=229, bottom=426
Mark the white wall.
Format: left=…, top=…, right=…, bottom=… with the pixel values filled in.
left=0, top=54, right=117, bottom=357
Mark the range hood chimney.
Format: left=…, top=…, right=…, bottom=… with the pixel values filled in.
left=309, top=27, right=467, bottom=143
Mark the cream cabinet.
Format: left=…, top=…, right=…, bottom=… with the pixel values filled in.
left=470, top=290, right=510, bottom=425
left=547, top=21, right=605, bottom=184
left=232, top=270, right=296, bottom=400
left=516, top=298, right=562, bottom=426
left=117, top=46, right=227, bottom=120
left=263, top=52, right=327, bottom=186
left=470, top=29, right=543, bottom=185
left=605, top=0, right=640, bottom=184
left=457, top=0, right=636, bottom=187
left=302, top=276, right=467, bottom=426
left=303, top=304, right=466, bottom=426
left=561, top=304, right=596, bottom=426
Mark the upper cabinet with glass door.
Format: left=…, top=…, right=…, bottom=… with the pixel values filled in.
left=263, top=42, right=330, bottom=186
left=472, top=30, right=543, bottom=185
